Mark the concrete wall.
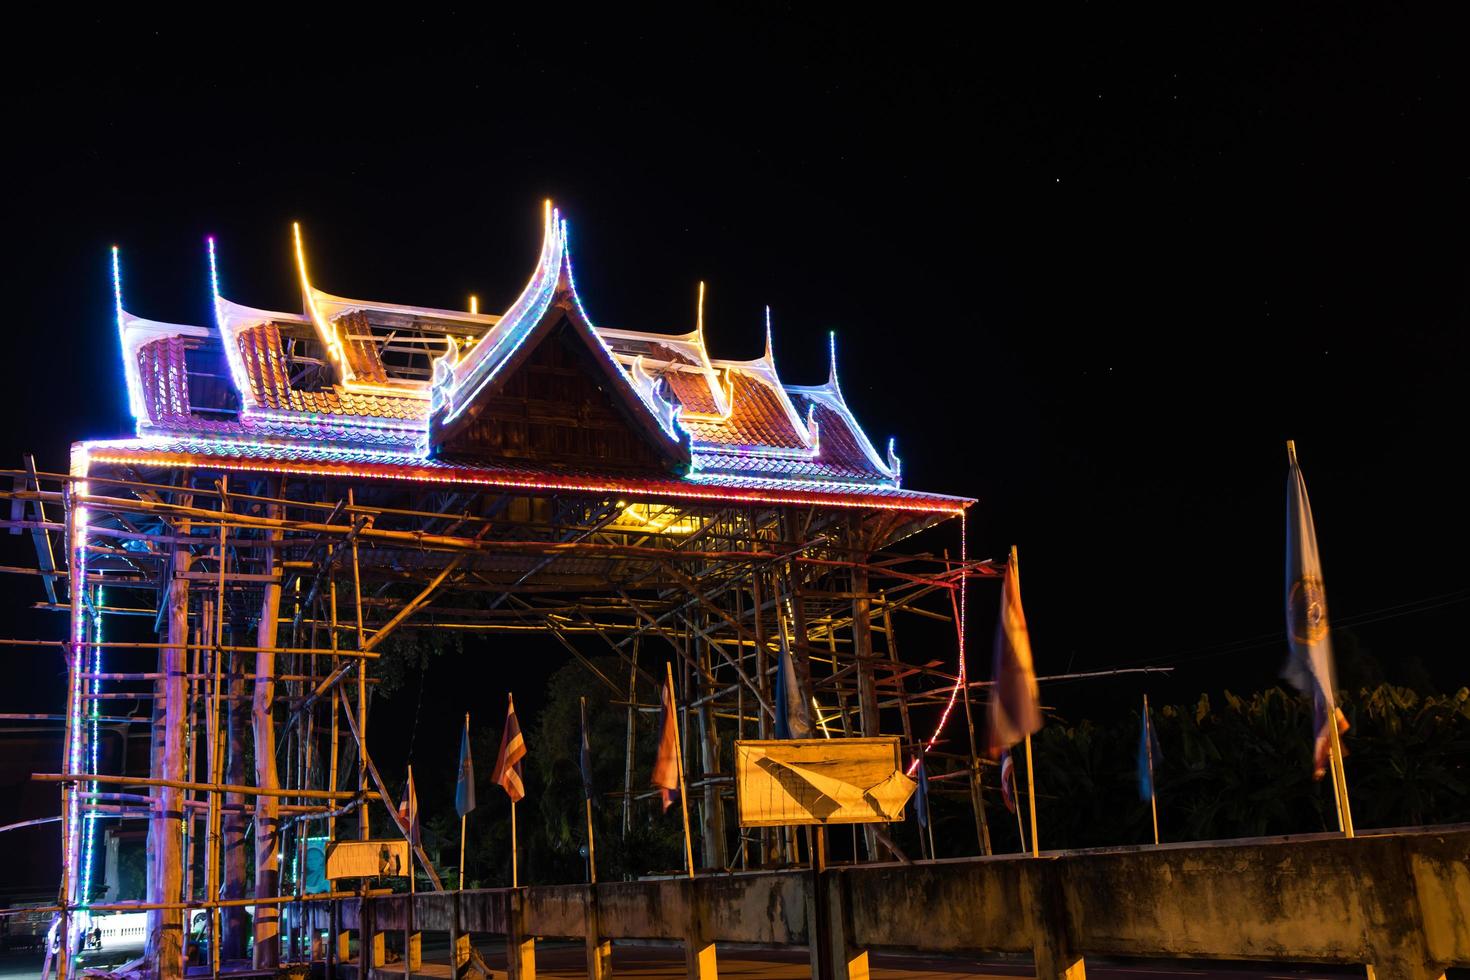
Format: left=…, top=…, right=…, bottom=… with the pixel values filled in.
left=339, top=826, right=1468, bottom=980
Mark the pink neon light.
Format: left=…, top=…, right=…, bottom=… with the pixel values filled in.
left=79, top=439, right=970, bottom=516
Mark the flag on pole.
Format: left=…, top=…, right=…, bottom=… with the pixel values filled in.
left=1137, top=705, right=1163, bottom=802
left=1282, top=442, right=1349, bottom=780
left=456, top=715, right=476, bottom=818
left=651, top=681, right=681, bottom=812
left=987, top=546, right=1043, bottom=757
left=913, top=755, right=931, bottom=829
left=398, top=768, right=420, bottom=846
left=579, top=696, right=596, bottom=805
left=999, top=749, right=1017, bottom=813
left=492, top=694, right=527, bottom=802
left=773, top=627, right=813, bottom=739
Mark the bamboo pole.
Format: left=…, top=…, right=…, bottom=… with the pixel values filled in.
left=328, top=580, right=341, bottom=844
left=1328, top=706, right=1355, bottom=838
left=950, top=563, right=991, bottom=856
left=582, top=698, right=598, bottom=885
left=1143, top=694, right=1159, bottom=846
left=459, top=711, right=470, bottom=890
left=1024, top=734, right=1040, bottom=858
left=350, top=489, right=368, bottom=843
left=254, top=488, right=284, bottom=970
left=32, top=772, right=375, bottom=800
left=622, top=637, right=639, bottom=840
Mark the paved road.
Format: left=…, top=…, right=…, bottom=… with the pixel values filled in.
left=0, top=944, right=1410, bottom=980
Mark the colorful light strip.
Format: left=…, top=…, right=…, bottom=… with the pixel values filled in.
left=80, top=582, right=103, bottom=904
left=79, top=438, right=971, bottom=516
left=65, top=443, right=92, bottom=905
left=293, top=222, right=350, bottom=372
left=112, top=247, right=149, bottom=428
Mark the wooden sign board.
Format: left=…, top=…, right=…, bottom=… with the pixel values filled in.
left=734, top=737, right=916, bottom=827
left=325, top=839, right=410, bottom=879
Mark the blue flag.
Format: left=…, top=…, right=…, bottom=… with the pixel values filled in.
left=1137, top=705, right=1163, bottom=802
left=1283, top=442, right=1348, bottom=780
left=773, top=626, right=813, bottom=739
left=914, top=755, right=931, bottom=829
left=455, top=714, right=476, bottom=818
left=579, top=697, right=596, bottom=805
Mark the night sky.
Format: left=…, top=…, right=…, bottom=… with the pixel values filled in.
left=2, top=11, right=1466, bottom=842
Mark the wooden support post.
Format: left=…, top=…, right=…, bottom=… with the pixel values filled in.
left=147, top=495, right=189, bottom=980
left=950, top=567, right=991, bottom=857
left=694, top=624, right=727, bottom=871
left=622, top=636, right=639, bottom=840
left=327, top=896, right=340, bottom=980
left=850, top=557, right=881, bottom=862
left=253, top=492, right=283, bottom=968
left=224, top=643, right=252, bottom=958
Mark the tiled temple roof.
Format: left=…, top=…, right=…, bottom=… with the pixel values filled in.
left=102, top=205, right=962, bottom=511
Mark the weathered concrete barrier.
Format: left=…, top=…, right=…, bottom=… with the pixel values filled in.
left=335, top=826, right=1468, bottom=980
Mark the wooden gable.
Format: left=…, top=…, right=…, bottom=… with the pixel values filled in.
left=433, top=315, right=684, bottom=474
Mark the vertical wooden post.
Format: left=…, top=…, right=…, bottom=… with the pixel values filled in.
left=950, top=560, right=992, bottom=857
left=252, top=490, right=283, bottom=968
left=850, top=555, right=881, bottom=862
left=1024, top=733, right=1040, bottom=858
left=667, top=662, right=696, bottom=879
left=148, top=493, right=189, bottom=980
left=1143, top=694, right=1159, bottom=846
left=751, top=569, right=773, bottom=867
left=622, top=637, right=639, bottom=841
left=694, top=626, right=727, bottom=870
left=350, top=489, right=369, bottom=843
left=327, top=579, right=341, bottom=844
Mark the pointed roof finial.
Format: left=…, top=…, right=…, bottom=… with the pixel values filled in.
left=205, top=236, right=220, bottom=301
left=827, top=329, right=841, bottom=395
left=764, top=306, right=774, bottom=363
left=696, top=281, right=706, bottom=340
left=110, top=245, right=123, bottom=326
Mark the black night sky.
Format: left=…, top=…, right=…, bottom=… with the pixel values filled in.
left=1, top=10, right=1466, bottom=878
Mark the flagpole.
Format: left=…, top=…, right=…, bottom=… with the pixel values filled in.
left=581, top=697, right=598, bottom=885
left=407, top=764, right=415, bottom=980
left=666, top=661, right=696, bottom=879
left=460, top=712, right=470, bottom=890
left=1023, top=733, right=1040, bottom=857
left=1328, top=707, right=1355, bottom=838
left=1010, top=760, right=1026, bottom=853
left=1143, top=695, right=1159, bottom=846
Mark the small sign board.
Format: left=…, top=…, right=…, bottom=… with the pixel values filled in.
left=734, top=736, right=916, bottom=827
left=325, top=839, right=410, bottom=879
